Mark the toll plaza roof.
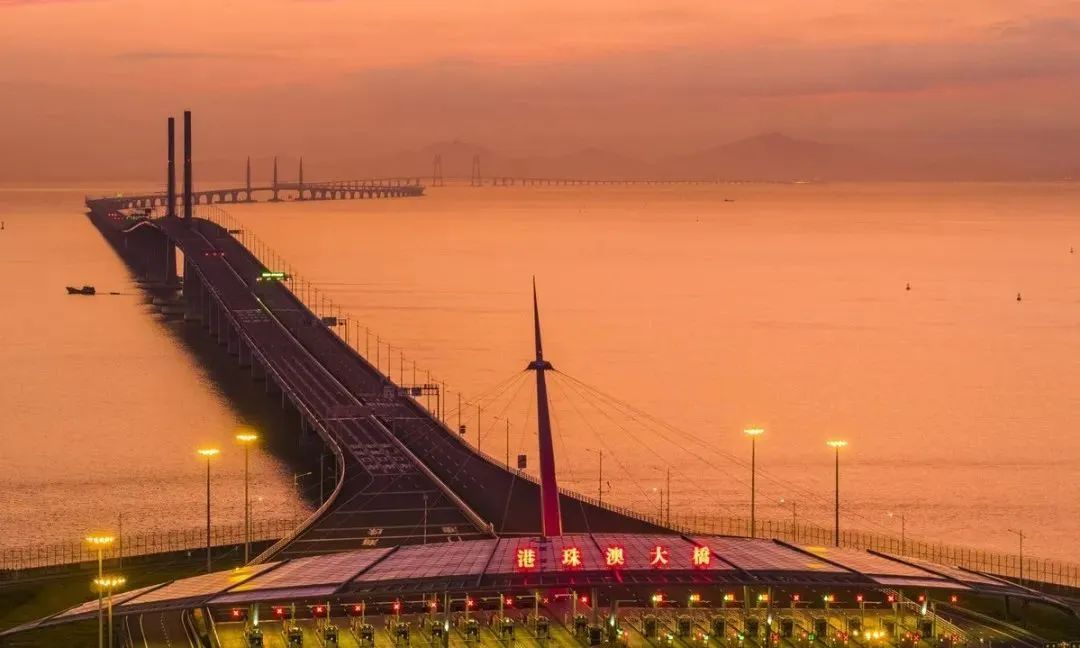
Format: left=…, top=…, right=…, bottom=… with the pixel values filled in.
left=0, top=534, right=1049, bottom=637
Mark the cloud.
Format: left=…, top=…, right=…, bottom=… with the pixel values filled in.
left=0, top=0, right=94, bottom=6
left=114, top=50, right=278, bottom=61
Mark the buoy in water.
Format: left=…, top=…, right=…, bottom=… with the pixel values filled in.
left=1017, top=292, right=1022, bottom=302
left=905, top=283, right=911, bottom=291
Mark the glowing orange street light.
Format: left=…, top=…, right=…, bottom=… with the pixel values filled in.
left=197, top=448, right=220, bottom=572
left=235, top=430, right=258, bottom=563
left=93, top=575, right=126, bottom=648
left=744, top=428, right=764, bottom=537
left=85, top=534, right=115, bottom=648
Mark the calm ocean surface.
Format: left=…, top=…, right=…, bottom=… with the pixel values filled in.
left=2, top=182, right=1078, bottom=562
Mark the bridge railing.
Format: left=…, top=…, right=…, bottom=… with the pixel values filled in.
left=0, top=517, right=303, bottom=573
left=655, top=512, right=1080, bottom=590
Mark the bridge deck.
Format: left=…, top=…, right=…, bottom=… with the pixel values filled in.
left=88, top=204, right=661, bottom=561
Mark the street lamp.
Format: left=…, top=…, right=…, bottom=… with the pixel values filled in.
left=93, top=575, right=126, bottom=648
left=887, top=511, right=906, bottom=553
left=1007, top=528, right=1025, bottom=585
left=826, top=440, right=848, bottom=547
left=779, top=498, right=797, bottom=540
left=85, top=534, right=115, bottom=648
left=197, top=447, right=220, bottom=572
left=744, top=428, right=764, bottom=538
left=235, top=430, right=259, bottom=563
left=584, top=448, right=604, bottom=507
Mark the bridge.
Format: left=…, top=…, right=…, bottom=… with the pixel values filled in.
left=107, top=113, right=424, bottom=211
left=3, top=112, right=1078, bottom=646
left=430, top=153, right=797, bottom=187
left=86, top=111, right=663, bottom=559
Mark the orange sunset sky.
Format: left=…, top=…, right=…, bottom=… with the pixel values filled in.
left=1, top=0, right=1078, bottom=180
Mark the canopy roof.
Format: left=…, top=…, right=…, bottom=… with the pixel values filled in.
left=1, top=534, right=1041, bottom=637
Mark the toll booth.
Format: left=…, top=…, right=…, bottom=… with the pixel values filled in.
left=394, top=622, right=411, bottom=646
left=245, top=626, right=264, bottom=647
left=356, top=623, right=375, bottom=646
left=710, top=618, right=726, bottom=641
left=780, top=618, right=795, bottom=639
left=883, top=620, right=896, bottom=637
left=606, top=617, right=622, bottom=644
left=285, top=625, right=304, bottom=647
left=464, top=618, right=481, bottom=642
left=322, top=624, right=340, bottom=647
left=534, top=616, right=550, bottom=639
left=675, top=616, right=692, bottom=638
left=431, top=622, right=450, bottom=648
left=745, top=618, right=760, bottom=640
left=643, top=615, right=659, bottom=638
left=847, top=617, right=862, bottom=633
left=500, top=617, right=515, bottom=640
left=574, top=614, right=589, bottom=637
left=813, top=618, right=828, bottom=640
left=588, top=625, right=603, bottom=646
left=919, top=619, right=934, bottom=639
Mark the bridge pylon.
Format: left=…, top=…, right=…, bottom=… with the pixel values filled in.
left=432, top=154, right=444, bottom=187
left=182, top=110, right=193, bottom=223
left=166, top=116, right=176, bottom=218
left=298, top=156, right=305, bottom=201
left=526, top=278, right=563, bottom=537
left=244, top=156, right=254, bottom=202
left=270, top=156, right=280, bottom=202
left=470, top=154, right=481, bottom=187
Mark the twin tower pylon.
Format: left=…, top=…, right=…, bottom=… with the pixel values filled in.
left=164, top=110, right=193, bottom=223
left=429, top=153, right=481, bottom=187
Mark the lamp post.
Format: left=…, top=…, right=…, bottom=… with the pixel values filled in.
left=86, top=534, right=115, bottom=648
left=780, top=498, right=797, bottom=541
left=584, top=448, right=603, bottom=506
left=93, top=575, right=126, bottom=648
left=197, top=447, right=220, bottom=572
left=888, top=511, right=906, bottom=553
left=236, top=431, right=259, bottom=563
left=744, top=428, right=764, bottom=538
left=826, top=440, right=848, bottom=547
left=1007, top=528, right=1025, bottom=585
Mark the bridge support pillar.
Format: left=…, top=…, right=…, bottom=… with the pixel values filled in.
left=227, top=325, right=239, bottom=356
left=164, top=241, right=178, bottom=287
left=238, top=338, right=251, bottom=367
left=216, top=303, right=228, bottom=347
left=201, top=287, right=211, bottom=331
left=182, top=262, right=202, bottom=322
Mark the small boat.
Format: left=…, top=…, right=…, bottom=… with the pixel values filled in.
left=66, top=285, right=96, bottom=295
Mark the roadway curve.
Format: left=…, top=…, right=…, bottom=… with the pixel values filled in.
left=89, top=206, right=662, bottom=560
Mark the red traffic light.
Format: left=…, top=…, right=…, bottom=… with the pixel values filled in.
left=856, top=594, right=864, bottom=603
left=950, top=595, right=959, bottom=603
left=792, top=594, right=800, bottom=602
left=505, top=597, right=514, bottom=606
left=392, top=601, right=401, bottom=612
left=579, top=595, right=589, bottom=604
left=230, top=608, right=245, bottom=619
left=887, top=594, right=896, bottom=603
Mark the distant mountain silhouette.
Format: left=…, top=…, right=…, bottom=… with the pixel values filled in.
left=662, top=132, right=885, bottom=181
left=105, top=131, right=1080, bottom=184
